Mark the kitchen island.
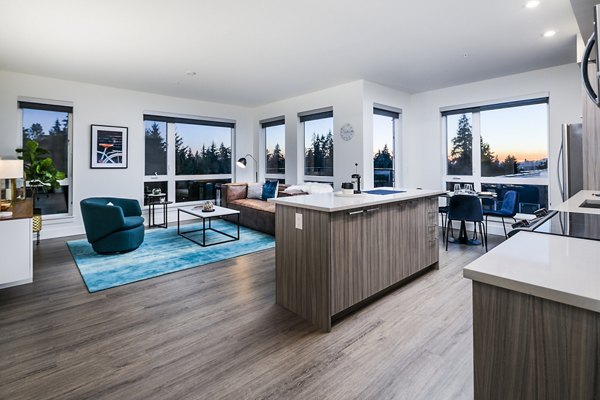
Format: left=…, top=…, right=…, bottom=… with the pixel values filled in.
left=272, top=188, right=444, bottom=331
left=464, top=229, right=600, bottom=399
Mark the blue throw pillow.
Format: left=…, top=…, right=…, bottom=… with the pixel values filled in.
left=262, top=180, right=279, bottom=200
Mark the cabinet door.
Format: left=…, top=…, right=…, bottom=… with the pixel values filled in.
left=397, top=197, right=438, bottom=278
left=330, top=209, right=367, bottom=314
left=583, top=63, right=600, bottom=190
left=363, top=203, right=397, bottom=294
left=0, top=218, right=33, bottom=286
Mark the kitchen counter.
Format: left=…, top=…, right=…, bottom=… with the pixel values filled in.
left=464, top=231, right=600, bottom=313
left=554, top=189, right=600, bottom=215
left=271, top=188, right=445, bottom=212
left=464, top=197, right=600, bottom=398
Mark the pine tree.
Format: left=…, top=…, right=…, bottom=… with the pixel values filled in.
left=449, top=114, right=473, bottom=175
left=49, top=119, right=62, bottom=136
left=145, top=122, right=167, bottom=175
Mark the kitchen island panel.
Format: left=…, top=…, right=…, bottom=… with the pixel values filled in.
left=473, top=281, right=600, bottom=400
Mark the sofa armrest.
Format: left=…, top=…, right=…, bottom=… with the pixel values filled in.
left=221, top=183, right=248, bottom=207
left=109, top=198, right=142, bottom=217
left=80, top=201, right=126, bottom=243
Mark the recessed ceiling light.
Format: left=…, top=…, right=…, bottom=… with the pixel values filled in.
left=543, top=30, right=556, bottom=37
left=525, top=1, right=540, bottom=9
left=185, top=71, right=197, bottom=76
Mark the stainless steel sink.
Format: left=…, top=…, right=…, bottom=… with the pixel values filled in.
left=580, top=199, right=600, bottom=209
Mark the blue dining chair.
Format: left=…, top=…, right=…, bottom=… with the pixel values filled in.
left=483, top=190, right=519, bottom=238
left=445, top=194, right=487, bottom=252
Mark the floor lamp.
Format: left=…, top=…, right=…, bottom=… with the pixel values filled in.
left=236, top=154, right=258, bottom=183
left=0, top=159, right=24, bottom=217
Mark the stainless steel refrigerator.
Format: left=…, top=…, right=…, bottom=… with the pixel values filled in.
left=558, top=123, right=584, bottom=201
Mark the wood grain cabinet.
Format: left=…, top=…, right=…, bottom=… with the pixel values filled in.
left=583, top=62, right=600, bottom=190
left=276, top=195, right=439, bottom=332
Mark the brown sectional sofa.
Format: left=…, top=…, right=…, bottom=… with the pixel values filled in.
left=220, top=183, right=305, bottom=235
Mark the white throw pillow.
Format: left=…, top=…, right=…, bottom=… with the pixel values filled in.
left=305, top=182, right=334, bottom=194
left=283, top=185, right=306, bottom=194
left=282, top=183, right=333, bottom=194
left=247, top=182, right=263, bottom=199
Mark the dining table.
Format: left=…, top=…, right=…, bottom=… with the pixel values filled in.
left=439, top=191, right=497, bottom=245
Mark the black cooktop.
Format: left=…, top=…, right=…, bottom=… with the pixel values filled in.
left=531, top=211, right=600, bottom=242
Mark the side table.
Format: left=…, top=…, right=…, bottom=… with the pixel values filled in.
left=147, top=194, right=171, bottom=228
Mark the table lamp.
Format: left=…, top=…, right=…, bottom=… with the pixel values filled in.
left=0, top=159, right=24, bottom=217
left=236, top=154, right=259, bottom=183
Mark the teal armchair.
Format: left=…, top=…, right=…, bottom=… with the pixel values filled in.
left=80, top=197, right=145, bottom=254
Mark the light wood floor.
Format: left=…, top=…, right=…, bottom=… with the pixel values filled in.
left=0, top=230, right=503, bottom=400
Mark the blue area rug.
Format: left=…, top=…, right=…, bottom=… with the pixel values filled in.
left=67, top=220, right=274, bottom=293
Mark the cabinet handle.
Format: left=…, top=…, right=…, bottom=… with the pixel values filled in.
left=366, top=208, right=379, bottom=213
left=347, top=210, right=364, bottom=215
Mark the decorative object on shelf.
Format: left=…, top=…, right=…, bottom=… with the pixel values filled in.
left=340, top=123, right=354, bottom=141
left=16, top=140, right=66, bottom=244
left=152, top=188, right=162, bottom=195
left=90, top=124, right=128, bottom=169
left=236, top=154, right=258, bottom=182
left=202, top=200, right=215, bottom=212
left=341, top=182, right=354, bottom=195
left=0, top=159, right=24, bottom=218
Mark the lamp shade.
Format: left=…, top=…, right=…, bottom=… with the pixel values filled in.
left=0, top=160, right=23, bottom=179
left=236, top=157, right=247, bottom=168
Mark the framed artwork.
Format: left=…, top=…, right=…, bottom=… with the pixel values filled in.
left=90, top=125, right=128, bottom=169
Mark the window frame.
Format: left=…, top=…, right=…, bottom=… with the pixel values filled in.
left=441, top=98, right=550, bottom=215
left=300, top=109, right=334, bottom=183
left=143, top=114, right=235, bottom=205
left=262, top=117, right=285, bottom=182
left=18, top=100, right=73, bottom=219
left=373, top=106, right=401, bottom=188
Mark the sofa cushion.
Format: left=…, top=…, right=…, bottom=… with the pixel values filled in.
left=247, top=182, right=263, bottom=199
left=262, top=180, right=279, bottom=200
left=230, top=198, right=276, bottom=213
left=226, top=184, right=248, bottom=202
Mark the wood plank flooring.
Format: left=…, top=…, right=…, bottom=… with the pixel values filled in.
left=0, top=229, right=503, bottom=400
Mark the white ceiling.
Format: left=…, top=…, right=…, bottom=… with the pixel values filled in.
left=0, top=0, right=579, bottom=107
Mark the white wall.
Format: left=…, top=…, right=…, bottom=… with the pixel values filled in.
left=407, top=63, right=582, bottom=209
left=253, top=81, right=365, bottom=189
left=0, top=70, right=254, bottom=239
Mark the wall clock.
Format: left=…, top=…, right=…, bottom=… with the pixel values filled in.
left=340, top=123, right=354, bottom=141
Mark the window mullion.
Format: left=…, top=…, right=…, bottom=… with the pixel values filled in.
left=167, top=122, right=176, bottom=202
left=472, top=112, right=482, bottom=192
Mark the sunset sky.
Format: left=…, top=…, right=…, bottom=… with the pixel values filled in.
left=447, top=103, right=548, bottom=163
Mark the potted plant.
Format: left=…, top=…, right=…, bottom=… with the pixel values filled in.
left=15, top=140, right=65, bottom=243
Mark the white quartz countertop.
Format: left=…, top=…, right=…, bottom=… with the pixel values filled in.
left=554, top=190, right=600, bottom=215
left=463, top=231, right=600, bottom=313
left=271, top=188, right=445, bottom=212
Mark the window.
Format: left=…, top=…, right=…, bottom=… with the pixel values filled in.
left=301, top=110, right=333, bottom=180
left=144, top=120, right=167, bottom=176
left=263, top=118, right=285, bottom=182
left=443, top=98, right=549, bottom=214
left=19, top=101, right=72, bottom=216
left=373, top=107, right=400, bottom=187
left=143, top=115, right=234, bottom=204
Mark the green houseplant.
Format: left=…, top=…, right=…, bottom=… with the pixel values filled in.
left=15, top=140, right=66, bottom=243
